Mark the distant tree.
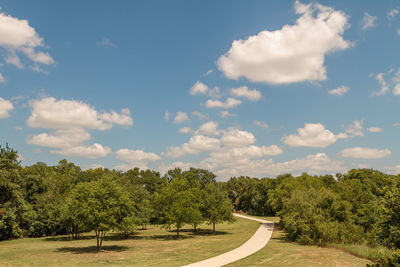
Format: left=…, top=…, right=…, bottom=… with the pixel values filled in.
left=203, top=183, right=234, bottom=233
left=64, top=176, right=132, bottom=251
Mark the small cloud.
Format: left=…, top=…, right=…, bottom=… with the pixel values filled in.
left=254, top=120, right=269, bottom=129
left=179, top=126, right=193, bottom=134
left=191, top=111, right=208, bottom=120
left=173, top=112, right=189, bottom=124
left=388, top=9, right=399, bottom=20
left=220, top=111, right=236, bottom=118
left=367, top=126, right=383, bottom=133
left=204, top=69, right=213, bottom=76
left=393, top=122, right=400, bottom=127
left=164, top=110, right=170, bottom=121
left=397, top=29, right=400, bottom=36
left=231, top=86, right=262, bottom=101
left=190, top=81, right=209, bottom=95
left=328, top=85, right=349, bottom=96
left=0, top=73, right=5, bottom=83
left=362, top=12, right=377, bottom=30
left=205, top=98, right=241, bottom=109
left=14, top=126, right=23, bottom=131
left=97, top=37, right=116, bottom=47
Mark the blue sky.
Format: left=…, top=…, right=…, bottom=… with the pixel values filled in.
left=0, top=0, right=399, bottom=180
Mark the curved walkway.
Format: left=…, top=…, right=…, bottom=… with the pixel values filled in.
left=183, top=214, right=274, bottom=267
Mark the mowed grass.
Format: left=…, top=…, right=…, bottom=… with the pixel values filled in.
left=0, top=216, right=375, bottom=267
left=227, top=216, right=374, bottom=267
left=0, top=218, right=259, bottom=267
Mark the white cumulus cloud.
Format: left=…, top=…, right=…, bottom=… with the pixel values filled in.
left=51, top=143, right=112, bottom=159
left=165, top=135, right=220, bottom=158
left=195, top=121, right=220, bottom=136
left=0, top=97, right=14, bottom=118
left=230, top=86, right=261, bottom=101
left=205, top=98, right=241, bottom=109
left=173, top=111, right=189, bottom=124
left=217, top=1, right=350, bottom=84
left=221, top=128, right=255, bottom=147
left=283, top=123, right=338, bottom=148
left=0, top=11, right=54, bottom=68
left=190, top=81, right=209, bottom=95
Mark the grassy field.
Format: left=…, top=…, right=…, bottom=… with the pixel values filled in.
left=0, top=216, right=374, bottom=266
left=227, top=216, right=374, bottom=267
left=0, top=218, right=259, bottom=267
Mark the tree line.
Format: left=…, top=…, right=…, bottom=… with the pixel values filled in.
left=226, top=171, right=400, bottom=265
left=1, top=143, right=400, bottom=265
left=0, top=144, right=233, bottom=251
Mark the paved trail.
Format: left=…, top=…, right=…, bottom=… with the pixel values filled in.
left=183, top=214, right=274, bottom=267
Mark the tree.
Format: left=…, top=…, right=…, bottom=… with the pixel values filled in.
left=203, top=183, right=234, bottom=233
left=64, top=176, right=132, bottom=251
left=154, top=177, right=202, bottom=238
left=0, top=144, right=34, bottom=240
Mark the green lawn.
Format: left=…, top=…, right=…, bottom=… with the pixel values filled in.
left=0, top=218, right=259, bottom=267
left=0, top=216, right=374, bottom=266
left=227, top=216, right=373, bottom=267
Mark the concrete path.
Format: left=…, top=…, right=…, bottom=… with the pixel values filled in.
left=182, top=214, right=274, bottom=267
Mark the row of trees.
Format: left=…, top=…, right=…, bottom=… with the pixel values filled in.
left=0, top=144, right=233, bottom=251
left=2, top=142, right=400, bottom=264
left=226, top=171, right=400, bottom=264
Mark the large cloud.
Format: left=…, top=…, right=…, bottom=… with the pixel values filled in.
left=0, top=97, right=14, bottom=118
left=0, top=11, right=54, bottom=68
left=217, top=1, right=350, bottom=84
left=26, top=97, right=133, bottom=159
left=27, top=97, right=132, bottom=130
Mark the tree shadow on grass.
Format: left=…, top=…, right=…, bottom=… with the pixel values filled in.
left=184, top=229, right=230, bottom=236
left=56, top=245, right=129, bottom=254
left=44, top=235, right=94, bottom=242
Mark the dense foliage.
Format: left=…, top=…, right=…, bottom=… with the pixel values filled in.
left=1, top=143, right=400, bottom=264
left=225, top=171, right=400, bottom=265
left=0, top=144, right=233, bottom=250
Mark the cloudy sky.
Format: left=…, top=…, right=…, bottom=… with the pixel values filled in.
left=0, top=0, right=400, bottom=180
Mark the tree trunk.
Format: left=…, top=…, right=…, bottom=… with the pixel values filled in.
left=96, top=231, right=100, bottom=252
left=213, top=222, right=215, bottom=234
left=99, top=232, right=104, bottom=251
left=193, top=224, right=197, bottom=232
left=177, top=227, right=179, bottom=238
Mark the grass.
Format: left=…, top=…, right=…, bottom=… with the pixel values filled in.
left=226, top=216, right=374, bottom=267
left=0, top=218, right=259, bottom=267
left=0, top=216, right=376, bottom=266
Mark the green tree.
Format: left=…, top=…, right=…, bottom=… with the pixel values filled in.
left=203, top=183, right=234, bottom=233
left=64, top=176, right=132, bottom=251
left=154, top=177, right=202, bottom=238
